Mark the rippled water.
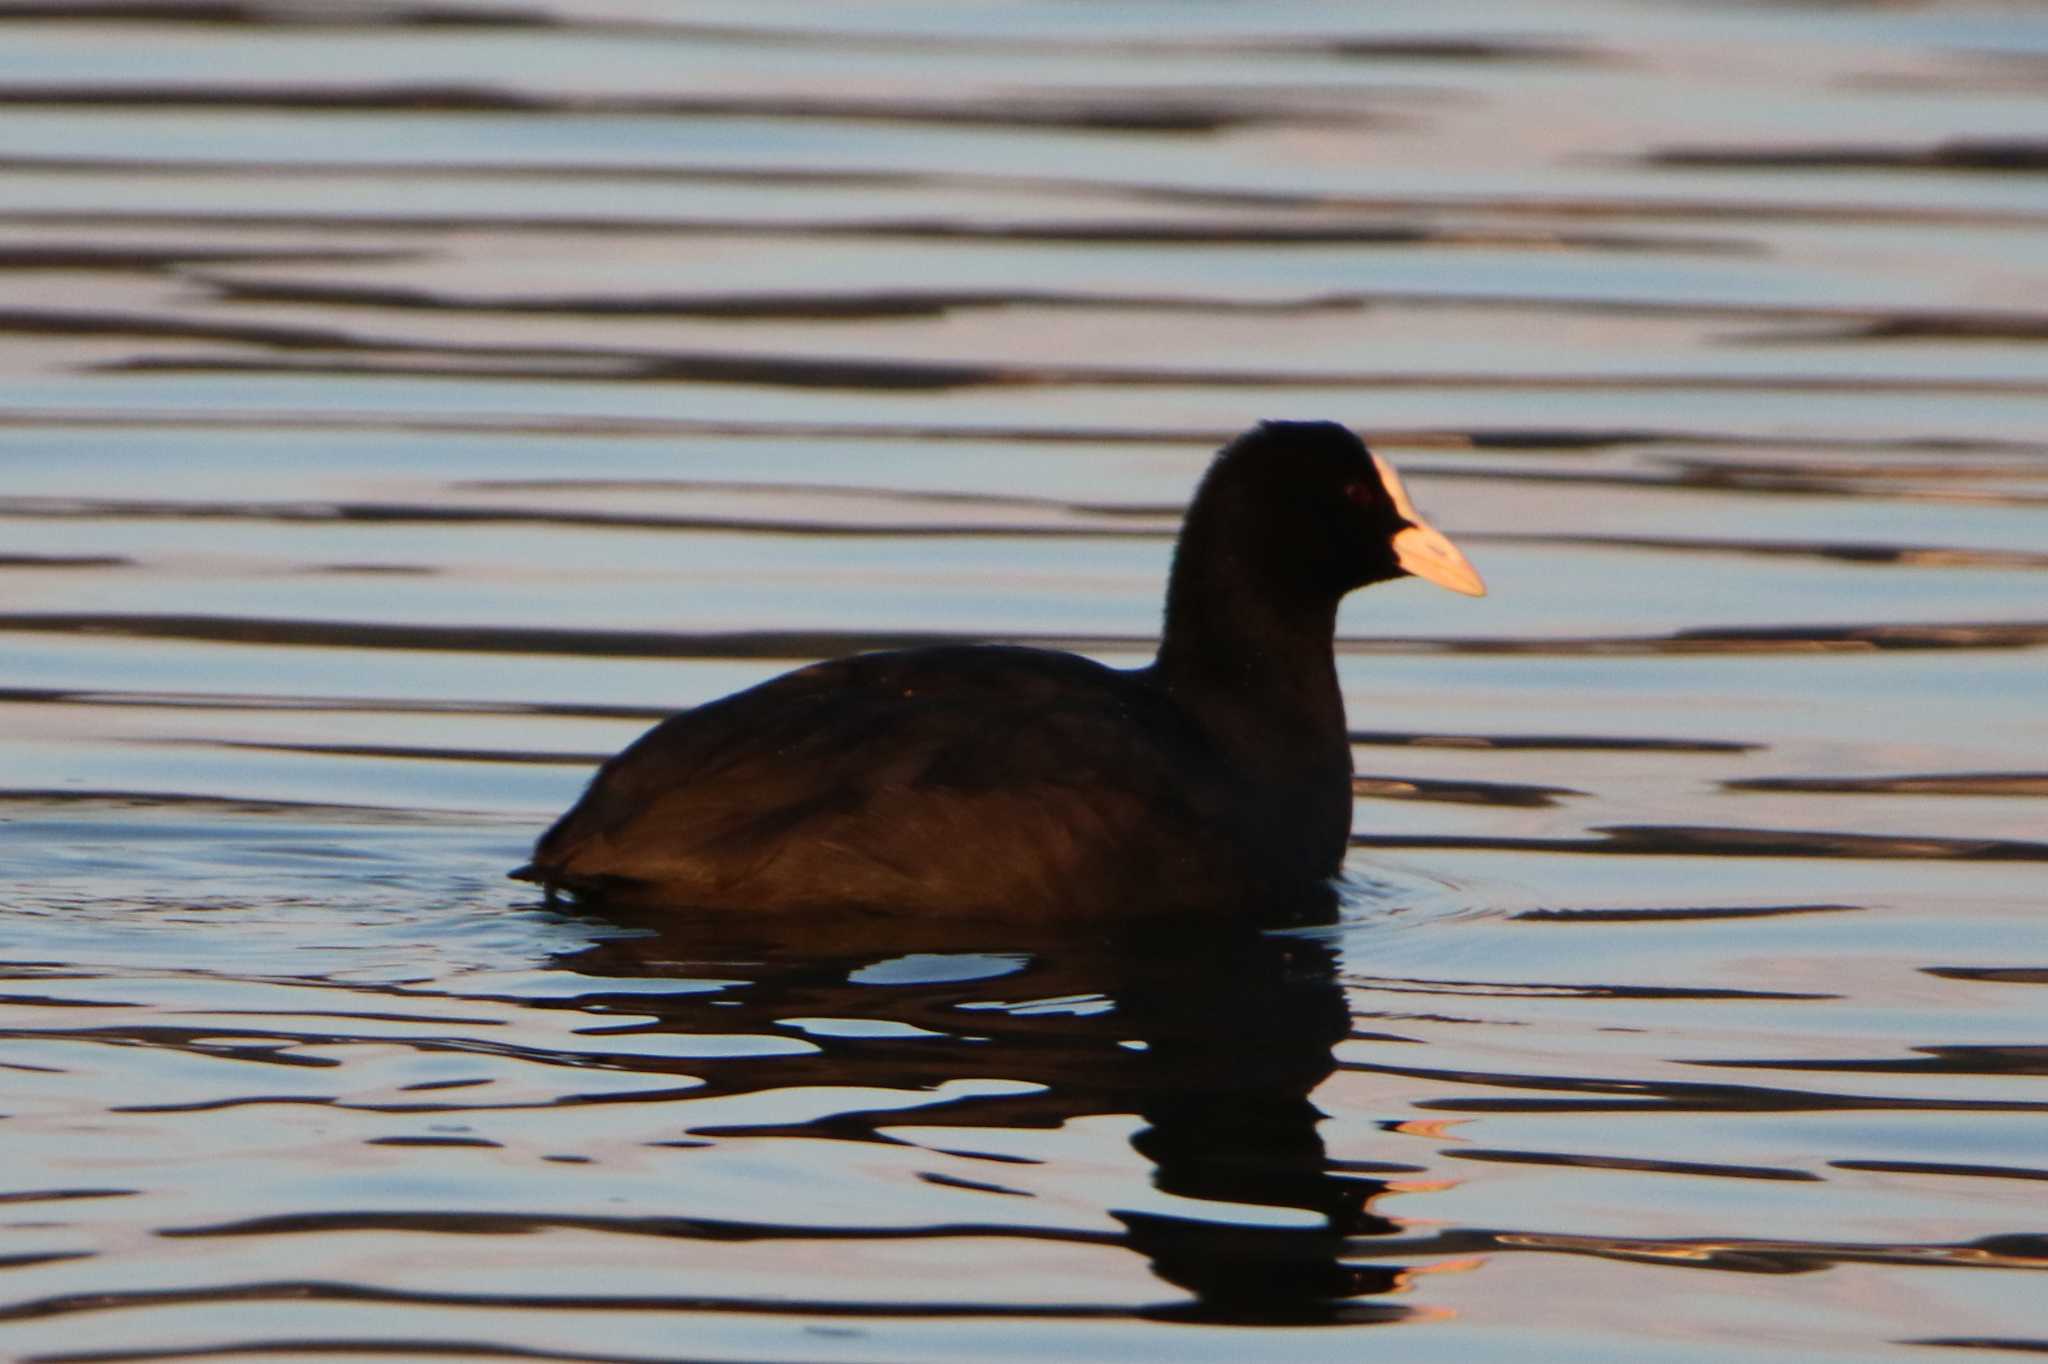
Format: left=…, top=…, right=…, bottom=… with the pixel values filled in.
left=3, top=2, right=2046, bottom=1359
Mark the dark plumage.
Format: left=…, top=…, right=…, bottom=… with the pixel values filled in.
left=513, top=420, right=1484, bottom=920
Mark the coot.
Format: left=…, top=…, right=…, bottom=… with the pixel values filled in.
left=514, top=421, right=1484, bottom=919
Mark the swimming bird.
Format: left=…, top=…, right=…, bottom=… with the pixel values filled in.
left=513, top=420, right=1484, bottom=920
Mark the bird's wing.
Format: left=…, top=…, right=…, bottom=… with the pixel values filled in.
left=522, top=648, right=1232, bottom=911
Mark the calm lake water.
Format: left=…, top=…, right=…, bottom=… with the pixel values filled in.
left=3, top=2, right=2046, bottom=1360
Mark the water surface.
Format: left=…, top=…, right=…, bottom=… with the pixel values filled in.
left=2, top=2, right=2046, bottom=1360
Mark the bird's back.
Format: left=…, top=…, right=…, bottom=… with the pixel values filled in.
left=518, top=645, right=1270, bottom=917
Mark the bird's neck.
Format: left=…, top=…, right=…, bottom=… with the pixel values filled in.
left=1141, top=486, right=1364, bottom=882
left=1150, top=562, right=1354, bottom=880
left=1152, top=548, right=1352, bottom=789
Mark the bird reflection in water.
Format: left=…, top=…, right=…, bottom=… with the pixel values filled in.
left=549, top=890, right=1418, bottom=1324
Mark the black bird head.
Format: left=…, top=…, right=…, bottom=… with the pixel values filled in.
left=1190, top=420, right=1486, bottom=602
